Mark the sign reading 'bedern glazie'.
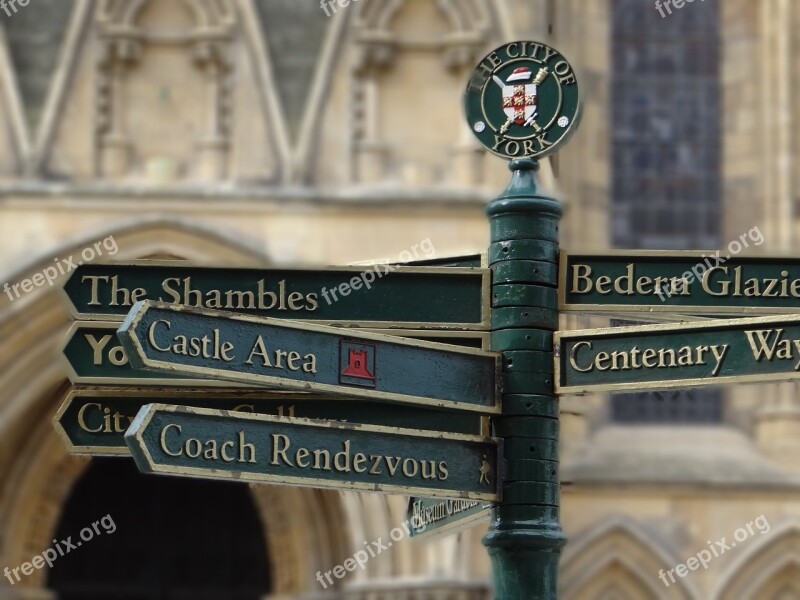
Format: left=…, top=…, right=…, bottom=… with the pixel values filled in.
left=117, top=301, right=501, bottom=413
left=560, top=251, right=800, bottom=315
left=556, top=314, right=800, bottom=394
left=62, top=262, right=489, bottom=329
left=125, top=404, right=500, bottom=501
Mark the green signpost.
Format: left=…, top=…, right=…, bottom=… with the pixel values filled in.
left=556, top=314, right=800, bottom=394
left=117, top=300, right=501, bottom=413
left=62, top=261, right=489, bottom=329
left=560, top=251, right=800, bottom=316
left=464, top=40, right=581, bottom=599
left=125, top=404, right=500, bottom=501
left=407, top=496, right=492, bottom=539
left=54, top=389, right=484, bottom=455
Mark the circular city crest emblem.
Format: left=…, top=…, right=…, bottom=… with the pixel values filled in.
left=464, top=41, right=581, bottom=160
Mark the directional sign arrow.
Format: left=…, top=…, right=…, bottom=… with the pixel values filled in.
left=560, top=251, right=800, bottom=316
left=407, top=496, right=492, bottom=540
left=125, top=404, right=500, bottom=501
left=60, top=321, right=252, bottom=387
left=54, top=389, right=485, bottom=456
left=117, top=301, right=501, bottom=413
left=62, top=261, right=489, bottom=329
left=556, top=314, right=800, bottom=394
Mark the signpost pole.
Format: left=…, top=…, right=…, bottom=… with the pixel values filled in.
left=484, top=158, right=564, bottom=599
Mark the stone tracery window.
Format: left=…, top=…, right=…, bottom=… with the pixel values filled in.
left=610, top=0, right=721, bottom=425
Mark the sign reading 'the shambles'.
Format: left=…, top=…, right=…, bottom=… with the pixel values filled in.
left=559, top=252, right=800, bottom=316
left=555, top=314, right=800, bottom=394
left=62, top=262, right=489, bottom=329
left=125, top=404, right=500, bottom=501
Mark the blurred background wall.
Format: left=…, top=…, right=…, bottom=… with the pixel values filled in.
left=0, top=0, right=798, bottom=599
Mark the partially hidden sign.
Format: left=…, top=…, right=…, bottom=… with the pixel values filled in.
left=54, top=389, right=485, bottom=456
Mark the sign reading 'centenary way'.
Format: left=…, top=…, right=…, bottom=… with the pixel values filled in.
left=555, top=314, right=800, bottom=394
left=62, top=262, right=489, bottom=329
left=560, top=251, right=800, bottom=316
left=125, top=404, right=500, bottom=501
left=54, top=389, right=484, bottom=456
left=117, top=301, right=501, bottom=413
left=406, top=496, right=492, bottom=540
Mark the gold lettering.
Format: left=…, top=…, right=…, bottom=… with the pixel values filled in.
left=148, top=320, right=172, bottom=352
left=160, top=424, right=183, bottom=457
left=353, top=453, right=368, bottom=473
left=77, top=402, right=104, bottom=433
left=85, top=334, right=111, bottom=365
left=271, top=433, right=291, bottom=465
left=220, top=441, right=235, bottom=462
left=571, top=265, right=593, bottom=294
left=296, top=447, right=310, bottom=467
left=82, top=275, right=109, bottom=306
left=313, top=449, right=331, bottom=470
left=569, top=341, right=594, bottom=373
left=239, top=431, right=256, bottom=463
left=702, top=266, right=729, bottom=296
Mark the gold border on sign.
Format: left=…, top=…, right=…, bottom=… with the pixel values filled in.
left=127, top=403, right=501, bottom=502
left=349, top=251, right=488, bottom=269
left=366, top=329, right=490, bottom=350
left=554, top=313, right=800, bottom=394
left=60, top=260, right=491, bottom=330
left=557, top=249, right=800, bottom=316
left=122, top=301, right=503, bottom=414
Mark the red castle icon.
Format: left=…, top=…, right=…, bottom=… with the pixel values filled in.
left=341, top=348, right=374, bottom=380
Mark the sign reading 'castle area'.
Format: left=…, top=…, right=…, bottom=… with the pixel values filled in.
left=62, top=262, right=489, bottom=329
left=125, top=404, right=500, bottom=501
left=560, top=252, right=800, bottom=315
left=117, top=301, right=501, bottom=413
left=555, top=314, right=800, bottom=394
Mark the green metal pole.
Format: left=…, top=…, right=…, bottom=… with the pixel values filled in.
left=484, top=157, right=564, bottom=599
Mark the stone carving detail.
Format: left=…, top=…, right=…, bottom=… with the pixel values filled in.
left=349, top=0, right=491, bottom=186
left=94, top=0, right=235, bottom=181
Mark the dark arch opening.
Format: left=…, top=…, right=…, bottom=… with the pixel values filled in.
left=47, top=457, right=271, bottom=600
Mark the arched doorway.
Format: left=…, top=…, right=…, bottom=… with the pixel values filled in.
left=47, top=458, right=271, bottom=600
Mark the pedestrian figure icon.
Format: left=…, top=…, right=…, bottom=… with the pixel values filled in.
left=479, top=455, right=491, bottom=485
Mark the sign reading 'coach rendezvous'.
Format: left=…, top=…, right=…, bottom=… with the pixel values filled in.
left=117, top=301, right=501, bottom=413
left=560, top=251, right=800, bottom=316
left=556, top=314, right=800, bottom=394
left=63, top=262, right=489, bottom=329
left=125, top=404, right=500, bottom=501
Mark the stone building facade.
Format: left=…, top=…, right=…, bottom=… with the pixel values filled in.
left=0, top=0, right=798, bottom=599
